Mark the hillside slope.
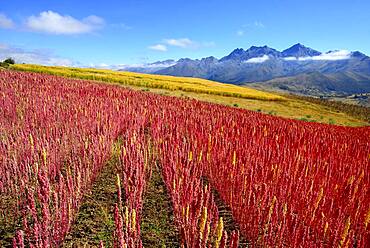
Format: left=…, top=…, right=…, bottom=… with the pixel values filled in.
left=121, top=44, right=370, bottom=98
left=12, top=64, right=283, bottom=101
left=9, top=64, right=368, bottom=126
left=247, top=71, right=370, bottom=96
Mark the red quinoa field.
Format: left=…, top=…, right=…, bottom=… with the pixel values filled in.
left=1, top=70, right=369, bottom=247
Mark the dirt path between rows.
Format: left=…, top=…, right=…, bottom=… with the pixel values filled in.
left=203, top=177, right=249, bottom=247
left=140, top=161, right=180, bottom=247
left=62, top=144, right=120, bottom=248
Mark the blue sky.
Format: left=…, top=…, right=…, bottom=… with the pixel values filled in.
left=0, top=0, right=369, bottom=66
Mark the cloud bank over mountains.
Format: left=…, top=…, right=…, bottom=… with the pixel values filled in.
left=148, top=44, right=167, bottom=52
left=283, top=50, right=351, bottom=62
left=118, top=43, right=370, bottom=97
left=245, top=55, right=270, bottom=63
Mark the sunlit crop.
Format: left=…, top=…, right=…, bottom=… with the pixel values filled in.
left=11, top=64, right=285, bottom=101
left=1, top=70, right=369, bottom=247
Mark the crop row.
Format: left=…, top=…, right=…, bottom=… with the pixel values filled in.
left=1, top=70, right=369, bottom=247
left=11, top=64, right=285, bottom=101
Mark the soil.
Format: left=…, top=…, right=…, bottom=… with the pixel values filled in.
left=140, top=161, right=180, bottom=248
left=62, top=149, right=119, bottom=248
left=203, top=177, right=249, bottom=247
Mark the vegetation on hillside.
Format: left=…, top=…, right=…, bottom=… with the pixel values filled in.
left=288, top=94, right=370, bottom=123
left=2, top=70, right=369, bottom=247
left=8, top=64, right=368, bottom=126
left=11, top=64, right=284, bottom=101
left=0, top=58, right=15, bottom=68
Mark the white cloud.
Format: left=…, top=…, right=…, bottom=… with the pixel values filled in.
left=162, top=38, right=214, bottom=49
left=98, top=63, right=109, bottom=67
left=164, top=38, right=194, bottom=48
left=148, top=44, right=167, bottom=52
left=283, top=50, right=351, bottom=61
left=307, top=50, right=351, bottom=60
left=89, top=60, right=177, bottom=71
left=0, top=43, right=76, bottom=66
left=0, top=13, right=15, bottom=29
left=88, top=63, right=117, bottom=69
left=25, top=11, right=105, bottom=35
left=83, top=15, right=105, bottom=25
left=245, top=55, right=270, bottom=63
left=141, top=61, right=177, bottom=68
left=283, top=56, right=298, bottom=61
left=130, top=62, right=175, bottom=69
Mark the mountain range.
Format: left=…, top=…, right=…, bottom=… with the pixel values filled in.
left=119, top=43, right=370, bottom=98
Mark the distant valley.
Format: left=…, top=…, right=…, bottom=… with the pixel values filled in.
left=119, top=44, right=370, bottom=106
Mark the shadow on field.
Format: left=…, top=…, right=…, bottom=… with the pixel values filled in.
left=203, top=177, right=249, bottom=247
